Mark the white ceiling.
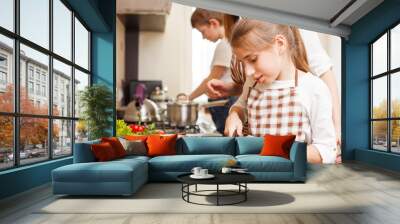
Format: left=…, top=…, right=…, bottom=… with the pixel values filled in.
left=172, top=0, right=384, bottom=38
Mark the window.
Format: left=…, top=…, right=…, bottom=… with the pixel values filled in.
left=53, top=59, right=72, bottom=117
left=42, top=85, right=46, bottom=97
left=53, top=0, right=72, bottom=60
left=0, top=55, right=7, bottom=67
left=20, top=0, right=49, bottom=49
left=28, top=67, right=34, bottom=80
left=35, top=70, right=41, bottom=81
left=371, top=23, right=400, bottom=154
left=0, top=0, right=91, bottom=170
left=28, top=81, right=34, bottom=94
left=0, top=0, right=14, bottom=32
left=0, top=116, right=13, bottom=170
left=36, top=84, right=40, bottom=95
left=0, top=34, right=13, bottom=113
left=75, top=18, right=89, bottom=70
left=0, top=71, right=6, bottom=85
left=74, top=69, right=89, bottom=118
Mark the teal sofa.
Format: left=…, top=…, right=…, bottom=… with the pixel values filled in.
left=52, top=137, right=307, bottom=196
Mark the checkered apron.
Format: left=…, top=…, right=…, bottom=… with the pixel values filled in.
left=246, top=71, right=309, bottom=141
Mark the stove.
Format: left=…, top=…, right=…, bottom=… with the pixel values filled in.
left=155, top=122, right=222, bottom=137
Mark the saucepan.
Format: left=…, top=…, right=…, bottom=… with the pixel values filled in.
left=167, top=93, right=229, bottom=127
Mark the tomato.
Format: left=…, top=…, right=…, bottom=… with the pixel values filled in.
left=129, top=124, right=139, bottom=132
left=158, top=130, right=165, bottom=134
left=137, top=126, right=145, bottom=132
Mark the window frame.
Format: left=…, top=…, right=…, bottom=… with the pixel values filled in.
left=0, top=0, right=92, bottom=171
left=370, top=20, right=400, bottom=154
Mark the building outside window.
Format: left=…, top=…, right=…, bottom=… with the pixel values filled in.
left=28, top=81, right=34, bottom=94
left=41, top=85, right=46, bottom=97
left=0, top=54, right=7, bottom=89
left=28, top=66, right=34, bottom=80
left=0, top=0, right=91, bottom=170
left=371, top=23, right=400, bottom=154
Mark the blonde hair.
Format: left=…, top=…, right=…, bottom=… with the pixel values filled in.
left=230, top=19, right=310, bottom=73
left=191, top=8, right=224, bottom=28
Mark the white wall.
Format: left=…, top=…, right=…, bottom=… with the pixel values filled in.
left=138, top=3, right=193, bottom=99
left=116, top=15, right=125, bottom=108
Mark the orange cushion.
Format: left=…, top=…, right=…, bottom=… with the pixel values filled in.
left=260, top=134, right=296, bottom=159
left=101, top=137, right=126, bottom=158
left=125, top=135, right=148, bottom=142
left=146, top=134, right=177, bottom=157
left=91, top=142, right=117, bottom=162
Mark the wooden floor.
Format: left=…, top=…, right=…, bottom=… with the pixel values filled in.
left=1, top=162, right=400, bottom=224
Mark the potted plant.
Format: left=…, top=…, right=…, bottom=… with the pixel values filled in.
left=79, top=84, right=113, bottom=140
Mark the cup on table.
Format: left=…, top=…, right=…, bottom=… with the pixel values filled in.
left=199, top=169, right=208, bottom=176
left=221, top=167, right=232, bottom=174
left=191, top=167, right=202, bottom=176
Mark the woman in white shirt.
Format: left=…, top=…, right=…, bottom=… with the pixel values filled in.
left=226, top=19, right=337, bottom=164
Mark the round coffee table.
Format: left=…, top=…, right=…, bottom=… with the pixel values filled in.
left=177, top=173, right=255, bottom=206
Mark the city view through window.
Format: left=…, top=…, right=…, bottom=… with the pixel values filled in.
left=371, top=23, right=400, bottom=153
left=0, top=0, right=91, bottom=170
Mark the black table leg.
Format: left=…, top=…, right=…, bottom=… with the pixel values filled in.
left=245, top=183, right=247, bottom=201
left=217, top=184, right=219, bottom=206
left=195, top=184, right=197, bottom=192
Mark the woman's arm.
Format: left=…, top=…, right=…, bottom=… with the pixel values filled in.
left=188, top=65, right=227, bottom=101
left=320, top=69, right=341, bottom=145
left=308, top=78, right=337, bottom=164
left=206, top=80, right=243, bottom=99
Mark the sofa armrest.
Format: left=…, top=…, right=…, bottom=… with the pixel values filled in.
left=73, top=140, right=100, bottom=163
left=289, top=142, right=307, bottom=181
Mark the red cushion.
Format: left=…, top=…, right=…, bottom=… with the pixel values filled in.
left=260, top=134, right=296, bottom=159
left=91, top=142, right=117, bottom=161
left=101, top=137, right=126, bottom=158
left=146, top=134, right=177, bottom=157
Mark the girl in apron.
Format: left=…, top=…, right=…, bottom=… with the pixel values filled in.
left=226, top=19, right=337, bottom=164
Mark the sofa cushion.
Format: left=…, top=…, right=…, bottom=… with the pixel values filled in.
left=148, top=154, right=235, bottom=172
left=147, top=134, right=178, bottom=157
left=101, top=137, right=127, bottom=158
left=91, top=142, right=118, bottom=161
left=260, top=134, right=296, bottom=159
left=52, top=159, right=147, bottom=183
left=119, top=138, right=148, bottom=156
left=74, top=140, right=101, bottom=163
left=235, top=137, right=263, bottom=155
left=177, top=137, right=236, bottom=155
left=236, top=155, right=293, bottom=172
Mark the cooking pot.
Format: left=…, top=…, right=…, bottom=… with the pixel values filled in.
left=124, top=98, right=160, bottom=122
left=167, top=93, right=198, bottom=127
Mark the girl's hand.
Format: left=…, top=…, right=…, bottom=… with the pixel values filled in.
left=224, top=112, right=243, bottom=137
left=206, top=79, right=229, bottom=99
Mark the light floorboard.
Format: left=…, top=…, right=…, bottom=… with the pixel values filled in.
left=1, top=162, right=400, bottom=224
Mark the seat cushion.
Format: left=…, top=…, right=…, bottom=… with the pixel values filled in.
left=52, top=159, right=147, bottom=183
left=236, top=155, right=293, bottom=172
left=149, top=154, right=235, bottom=172
left=177, top=137, right=236, bottom=155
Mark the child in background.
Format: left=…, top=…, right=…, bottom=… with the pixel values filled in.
left=226, top=19, right=337, bottom=164
left=188, top=8, right=236, bottom=134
